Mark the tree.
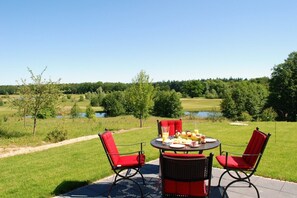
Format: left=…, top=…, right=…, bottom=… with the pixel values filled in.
left=13, top=67, right=61, bottom=135
left=85, top=104, right=95, bottom=119
left=153, top=90, right=183, bottom=118
left=182, top=80, right=205, bottom=98
left=221, top=81, right=268, bottom=120
left=70, top=102, right=81, bottom=118
left=125, top=70, right=155, bottom=127
left=269, top=52, right=297, bottom=121
left=101, top=91, right=126, bottom=117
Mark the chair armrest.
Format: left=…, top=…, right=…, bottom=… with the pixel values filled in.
left=117, top=142, right=146, bottom=147
left=219, top=142, right=246, bottom=155
left=109, top=151, right=143, bottom=156
left=117, top=142, right=146, bottom=152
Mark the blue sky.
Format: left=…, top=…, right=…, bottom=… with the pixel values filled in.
left=1, top=0, right=296, bottom=85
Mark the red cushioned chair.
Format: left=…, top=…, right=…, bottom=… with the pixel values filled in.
left=216, top=127, right=271, bottom=198
left=160, top=152, right=213, bottom=198
left=157, top=119, right=182, bottom=137
left=98, top=131, right=146, bottom=197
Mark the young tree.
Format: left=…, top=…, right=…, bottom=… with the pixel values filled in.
left=13, top=67, right=61, bottom=135
left=70, top=102, right=81, bottom=118
left=85, top=104, right=95, bottom=119
left=125, top=70, right=155, bottom=127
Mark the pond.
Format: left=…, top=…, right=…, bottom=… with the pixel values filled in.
left=184, top=111, right=222, bottom=118
left=57, top=111, right=220, bottom=118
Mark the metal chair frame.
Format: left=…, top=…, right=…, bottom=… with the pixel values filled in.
left=217, top=128, right=271, bottom=198
left=98, top=131, right=146, bottom=197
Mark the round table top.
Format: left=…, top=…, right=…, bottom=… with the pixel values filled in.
left=150, top=137, right=221, bottom=153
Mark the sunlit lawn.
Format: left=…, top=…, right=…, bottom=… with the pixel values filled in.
left=0, top=119, right=296, bottom=197
left=1, top=96, right=297, bottom=197
left=181, top=97, right=222, bottom=111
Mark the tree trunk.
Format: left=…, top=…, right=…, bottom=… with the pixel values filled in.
left=33, top=117, right=37, bottom=136
left=139, top=114, right=143, bottom=128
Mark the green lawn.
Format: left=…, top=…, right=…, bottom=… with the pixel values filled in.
left=181, top=97, right=221, bottom=111
left=0, top=120, right=296, bottom=198
left=1, top=96, right=297, bottom=197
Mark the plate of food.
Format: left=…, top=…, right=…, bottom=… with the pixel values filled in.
left=169, top=144, right=185, bottom=148
left=156, top=138, right=163, bottom=142
left=205, top=138, right=217, bottom=143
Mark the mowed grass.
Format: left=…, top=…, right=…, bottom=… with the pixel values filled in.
left=0, top=128, right=159, bottom=198
left=1, top=96, right=297, bottom=197
left=0, top=120, right=296, bottom=198
left=181, top=98, right=222, bottom=111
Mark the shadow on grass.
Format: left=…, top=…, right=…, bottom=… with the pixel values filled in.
left=52, top=180, right=91, bottom=195
left=0, top=128, right=27, bottom=138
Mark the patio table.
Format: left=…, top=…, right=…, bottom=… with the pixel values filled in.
left=150, top=137, right=220, bottom=154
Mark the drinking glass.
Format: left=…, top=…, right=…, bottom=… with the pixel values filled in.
left=161, top=126, right=170, bottom=143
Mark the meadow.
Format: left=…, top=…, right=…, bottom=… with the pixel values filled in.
left=0, top=96, right=296, bottom=197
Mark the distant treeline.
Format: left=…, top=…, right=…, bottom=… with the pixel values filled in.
left=0, top=77, right=269, bottom=98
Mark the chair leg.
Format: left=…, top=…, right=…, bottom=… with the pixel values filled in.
left=222, top=179, right=260, bottom=198
left=218, top=170, right=229, bottom=187
left=108, top=177, right=144, bottom=198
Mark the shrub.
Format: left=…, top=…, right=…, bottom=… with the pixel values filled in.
left=85, top=105, right=95, bottom=119
left=45, top=128, right=68, bottom=143
left=153, top=90, right=183, bottom=118
left=70, top=102, right=81, bottom=118
left=238, top=111, right=253, bottom=121
left=261, top=107, right=277, bottom=121
left=78, top=95, right=84, bottom=102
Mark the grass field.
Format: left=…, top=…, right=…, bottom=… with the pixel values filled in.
left=0, top=95, right=297, bottom=197
left=181, top=97, right=221, bottom=111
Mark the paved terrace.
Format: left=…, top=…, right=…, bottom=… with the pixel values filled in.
left=56, top=159, right=297, bottom=198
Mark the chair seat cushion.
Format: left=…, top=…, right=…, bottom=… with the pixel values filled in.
left=216, top=155, right=253, bottom=170
left=115, top=154, right=145, bottom=168
left=164, top=179, right=207, bottom=197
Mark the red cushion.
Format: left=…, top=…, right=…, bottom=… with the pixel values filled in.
left=162, top=153, right=207, bottom=196
left=116, top=154, right=145, bottom=168
left=160, top=120, right=182, bottom=136
left=243, top=130, right=267, bottom=166
left=216, top=155, right=253, bottom=170
left=101, top=131, right=120, bottom=164
left=164, top=179, right=207, bottom=197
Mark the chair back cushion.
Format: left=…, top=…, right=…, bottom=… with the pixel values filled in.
left=161, top=153, right=212, bottom=197
left=101, top=131, right=120, bottom=165
left=160, top=119, right=182, bottom=136
left=243, top=129, right=268, bottom=166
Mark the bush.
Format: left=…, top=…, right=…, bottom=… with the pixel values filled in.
left=70, top=102, right=81, bottom=118
left=261, top=107, right=277, bottom=121
left=153, top=90, right=183, bottom=118
left=45, top=128, right=68, bottom=143
left=85, top=105, right=95, bottom=119
left=101, top=91, right=126, bottom=117
left=238, top=111, right=253, bottom=121
left=78, top=95, right=84, bottom=102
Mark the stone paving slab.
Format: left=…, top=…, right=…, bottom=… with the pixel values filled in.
left=56, top=159, right=297, bottom=198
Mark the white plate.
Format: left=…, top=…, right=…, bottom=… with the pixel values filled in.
left=156, top=138, right=163, bottom=142
left=169, top=144, right=185, bottom=148
left=189, top=144, right=200, bottom=148
left=205, top=138, right=216, bottom=143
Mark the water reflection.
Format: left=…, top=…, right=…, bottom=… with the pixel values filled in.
left=184, top=111, right=222, bottom=118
